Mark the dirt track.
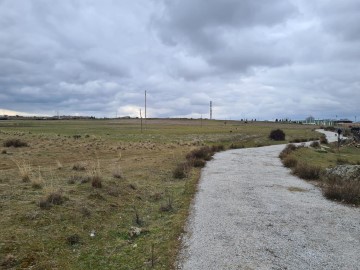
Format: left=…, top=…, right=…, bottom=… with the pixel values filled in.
left=178, top=130, right=360, bottom=270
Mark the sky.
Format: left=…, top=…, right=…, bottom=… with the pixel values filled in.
left=0, top=0, right=359, bottom=121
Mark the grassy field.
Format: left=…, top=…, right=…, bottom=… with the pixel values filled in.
left=0, top=119, right=319, bottom=269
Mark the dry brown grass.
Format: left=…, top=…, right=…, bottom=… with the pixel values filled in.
left=322, top=176, right=360, bottom=205
left=292, top=162, right=322, bottom=180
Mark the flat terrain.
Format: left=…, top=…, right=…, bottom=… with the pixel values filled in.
left=0, top=119, right=320, bottom=269
left=178, top=131, right=360, bottom=270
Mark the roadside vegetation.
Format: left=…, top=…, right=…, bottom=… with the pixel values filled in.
left=279, top=136, right=360, bottom=206
left=0, top=119, right=319, bottom=269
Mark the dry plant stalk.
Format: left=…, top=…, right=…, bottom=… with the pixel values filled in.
left=12, top=158, right=32, bottom=182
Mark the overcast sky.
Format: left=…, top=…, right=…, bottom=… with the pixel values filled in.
left=0, top=0, right=359, bottom=120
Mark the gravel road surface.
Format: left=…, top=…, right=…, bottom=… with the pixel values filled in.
left=177, top=130, right=360, bottom=270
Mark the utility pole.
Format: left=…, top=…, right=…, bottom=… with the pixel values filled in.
left=140, top=108, right=143, bottom=133
left=145, top=90, right=147, bottom=129
left=210, top=101, right=213, bottom=120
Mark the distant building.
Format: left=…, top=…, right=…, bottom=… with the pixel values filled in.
left=303, top=116, right=334, bottom=126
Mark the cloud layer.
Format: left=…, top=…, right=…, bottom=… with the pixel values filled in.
left=0, top=0, right=359, bottom=120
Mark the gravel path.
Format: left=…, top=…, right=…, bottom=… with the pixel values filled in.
left=177, top=130, right=360, bottom=270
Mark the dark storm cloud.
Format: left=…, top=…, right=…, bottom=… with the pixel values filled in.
left=155, top=0, right=297, bottom=72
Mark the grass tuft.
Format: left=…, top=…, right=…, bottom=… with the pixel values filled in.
left=293, top=162, right=322, bottom=180
left=3, top=138, right=28, bottom=147
left=323, top=176, right=360, bottom=205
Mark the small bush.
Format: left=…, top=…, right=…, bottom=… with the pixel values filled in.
left=67, top=234, right=81, bottom=246
left=336, top=158, right=349, bottom=165
left=293, top=162, right=321, bottom=180
left=1, top=149, right=6, bottom=154
left=323, top=176, right=360, bottom=205
left=39, top=191, right=65, bottom=209
left=229, top=144, right=244, bottom=149
left=211, top=144, right=225, bottom=152
left=72, top=162, right=86, bottom=171
left=279, top=144, right=297, bottom=159
left=269, top=129, right=285, bottom=141
left=319, top=135, right=328, bottom=144
left=173, top=163, right=189, bottom=179
left=91, top=176, right=102, bottom=188
left=186, top=146, right=213, bottom=161
left=282, top=156, right=298, bottom=168
left=3, top=139, right=28, bottom=147
left=192, top=159, right=206, bottom=168
left=290, top=138, right=308, bottom=143
left=310, top=141, right=320, bottom=148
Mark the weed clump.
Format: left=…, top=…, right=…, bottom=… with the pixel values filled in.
left=310, top=141, right=320, bottom=148
left=3, top=139, right=28, bottom=147
left=39, top=191, right=65, bottom=209
left=269, top=129, right=285, bottom=141
left=279, top=144, right=297, bottom=159
left=282, top=156, right=298, bottom=168
left=186, top=146, right=213, bottom=161
left=67, top=234, right=81, bottom=246
left=320, top=135, right=328, bottom=144
left=293, top=162, right=321, bottom=180
left=229, top=143, right=244, bottom=149
left=91, top=176, right=102, bottom=188
left=323, top=176, right=360, bottom=205
left=72, top=162, right=86, bottom=171
left=173, top=163, right=189, bottom=179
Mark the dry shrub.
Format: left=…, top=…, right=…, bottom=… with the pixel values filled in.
left=3, top=138, right=28, bottom=147
left=211, top=144, right=225, bottom=152
left=91, top=176, right=102, bottom=188
left=1, top=254, right=17, bottom=268
left=269, top=129, right=285, bottom=141
left=1, top=149, right=7, bottom=154
left=290, top=138, right=308, bottom=143
left=67, top=234, right=81, bottom=246
left=229, top=143, right=244, bottom=149
left=173, top=162, right=190, bottom=179
left=72, top=162, right=86, bottom=171
left=282, top=156, right=298, bottom=168
left=13, top=159, right=32, bottom=182
left=319, top=135, right=328, bottom=144
left=279, top=144, right=297, bottom=159
left=39, top=191, right=65, bottom=209
left=191, top=159, right=206, bottom=168
left=186, top=146, right=213, bottom=161
left=293, top=162, right=321, bottom=180
left=323, top=176, right=360, bottom=205
left=112, top=167, right=124, bottom=179
left=336, top=158, right=349, bottom=165
left=310, top=141, right=320, bottom=148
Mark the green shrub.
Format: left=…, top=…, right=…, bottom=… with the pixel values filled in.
left=269, top=129, right=285, bottom=141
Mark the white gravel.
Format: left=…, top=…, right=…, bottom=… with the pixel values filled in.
left=177, top=130, right=360, bottom=270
